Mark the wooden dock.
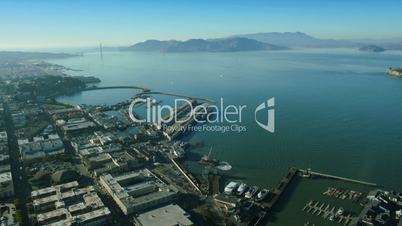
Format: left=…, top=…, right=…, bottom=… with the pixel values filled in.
left=265, top=167, right=298, bottom=209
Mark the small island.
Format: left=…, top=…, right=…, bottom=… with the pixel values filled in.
left=359, top=45, right=385, bottom=52
left=386, top=67, right=402, bottom=77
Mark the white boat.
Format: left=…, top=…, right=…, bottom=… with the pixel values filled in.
left=245, top=186, right=259, bottom=199
left=216, top=161, right=232, bottom=171
left=236, top=183, right=248, bottom=196
left=256, top=189, right=269, bottom=201
left=335, top=208, right=344, bottom=217
left=224, top=182, right=239, bottom=195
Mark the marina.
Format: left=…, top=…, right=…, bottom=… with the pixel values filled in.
left=302, top=200, right=354, bottom=225
left=323, top=187, right=363, bottom=202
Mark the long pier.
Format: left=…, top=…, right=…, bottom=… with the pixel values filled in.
left=84, top=86, right=150, bottom=92
left=137, top=91, right=215, bottom=103
left=168, top=156, right=203, bottom=194
left=83, top=87, right=214, bottom=103
left=309, top=171, right=377, bottom=187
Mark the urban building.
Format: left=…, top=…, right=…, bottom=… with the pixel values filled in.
left=0, top=171, right=14, bottom=198
left=133, top=204, right=194, bottom=226
left=18, top=134, right=64, bottom=160
left=0, top=131, right=9, bottom=165
left=59, top=118, right=97, bottom=135
left=0, top=203, right=18, bottom=226
left=48, top=108, right=83, bottom=120
left=11, top=111, right=26, bottom=128
left=99, top=169, right=178, bottom=215
left=84, top=153, right=120, bottom=177
left=352, top=189, right=402, bottom=226
left=31, top=181, right=111, bottom=226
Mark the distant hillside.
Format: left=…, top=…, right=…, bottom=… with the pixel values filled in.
left=122, top=37, right=287, bottom=52
left=231, top=32, right=402, bottom=50
left=231, top=32, right=356, bottom=48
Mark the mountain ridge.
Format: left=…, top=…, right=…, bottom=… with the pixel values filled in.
left=121, top=37, right=288, bottom=52
left=230, top=32, right=402, bottom=49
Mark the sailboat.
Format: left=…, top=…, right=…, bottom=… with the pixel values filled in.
left=200, top=147, right=219, bottom=165
left=199, top=147, right=232, bottom=171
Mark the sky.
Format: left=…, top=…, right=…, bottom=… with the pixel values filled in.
left=0, top=0, right=402, bottom=49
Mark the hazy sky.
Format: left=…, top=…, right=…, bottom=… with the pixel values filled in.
left=1, top=0, right=401, bottom=49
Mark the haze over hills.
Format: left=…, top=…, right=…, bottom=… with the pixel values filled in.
left=231, top=32, right=402, bottom=50
left=358, top=45, right=386, bottom=52
left=121, top=32, right=402, bottom=52
left=121, top=37, right=287, bottom=52
left=230, top=32, right=356, bottom=48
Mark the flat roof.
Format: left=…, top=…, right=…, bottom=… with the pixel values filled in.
left=100, top=170, right=178, bottom=212
left=0, top=171, right=12, bottom=183
left=0, top=131, right=7, bottom=140
left=63, top=121, right=96, bottom=131
left=31, top=181, right=78, bottom=198
left=135, top=204, right=193, bottom=226
left=34, top=188, right=110, bottom=226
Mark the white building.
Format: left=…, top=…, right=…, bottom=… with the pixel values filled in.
left=0, top=131, right=9, bottom=163
left=0, top=131, right=7, bottom=144
left=0, top=171, right=14, bottom=198
left=0, top=203, right=18, bottom=226
left=11, top=112, right=26, bottom=128
left=134, top=204, right=193, bottom=226
left=31, top=181, right=111, bottom=226
left=99, top=169, right=178, bottom=215
left=18, top=134, right=64, bottom=160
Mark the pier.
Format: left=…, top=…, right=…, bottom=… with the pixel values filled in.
left=168, top=156, right=203, bottom=194
left=84, top=85, right=150, bottom=92
left=265, top=167, right=298, bottom=209
left=304, top=170, right=377, bottom=187
left=137, top=91, right=215, bottom=103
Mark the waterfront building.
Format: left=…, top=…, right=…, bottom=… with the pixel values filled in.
left=99, top=169, right=178, bottom=215
left=352, top=189, right=402, bottom=226
left=60, top=118, right=97, bottom=135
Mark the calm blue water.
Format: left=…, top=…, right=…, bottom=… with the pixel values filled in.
left=53, top=49, right=402, bottom=190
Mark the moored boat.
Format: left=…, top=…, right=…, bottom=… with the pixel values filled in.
left=245, top=186, right=259, bottom=199
left=224, top=181, right=240, bottom=195
left=236, top=183, right=248, bottom=196
left=256, top=189, right=269, bottom=201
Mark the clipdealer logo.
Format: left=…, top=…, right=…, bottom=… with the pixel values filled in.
left=128, top=97, right=275, bottom=133
left=255, top=97, right=275, bottom=133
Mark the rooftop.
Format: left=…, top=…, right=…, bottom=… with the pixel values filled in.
left=134, top=204, right=193, bottom=226
left=100, top=169, right=178, bottom=215
left=0, top=171, right=12, bottom=183
left=31, top=181, right=111, bottom=225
